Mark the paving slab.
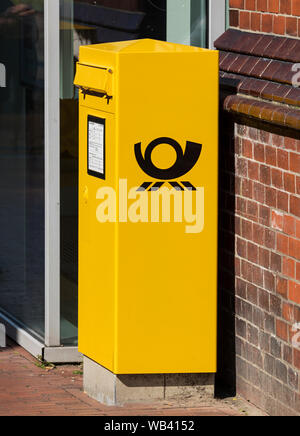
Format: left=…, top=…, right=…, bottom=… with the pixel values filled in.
left=0, top=340, right=260, bottom=416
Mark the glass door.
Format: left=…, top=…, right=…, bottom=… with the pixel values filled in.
left=0, top=0, right=45, bottom=341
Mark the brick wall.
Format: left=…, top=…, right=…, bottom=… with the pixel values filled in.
left=218, top=117, right=300, bottom=415
left=229, top=0, right=300, bottom=36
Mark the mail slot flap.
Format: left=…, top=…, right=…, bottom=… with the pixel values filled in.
left=74, top=63, right=113, bottom=96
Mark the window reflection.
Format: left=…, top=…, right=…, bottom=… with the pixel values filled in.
left=0, top=1, right=45, bottom=340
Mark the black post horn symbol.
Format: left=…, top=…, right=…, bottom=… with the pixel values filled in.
left=134, top=137, right=202, bottom=181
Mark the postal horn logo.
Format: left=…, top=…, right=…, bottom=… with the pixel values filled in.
left=134, top=137, right=202, bottom=191
left=135, top=137, right=202, bottom=180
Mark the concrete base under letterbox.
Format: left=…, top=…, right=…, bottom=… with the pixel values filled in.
left=83, top=356, right=215, bottom=406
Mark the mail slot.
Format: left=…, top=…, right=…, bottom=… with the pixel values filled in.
left=74, top=63, right=113, bottom=98
left=75, top=39, right=219, bottom=375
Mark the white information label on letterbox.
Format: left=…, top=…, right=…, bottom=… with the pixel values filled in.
left=88, top=116, right=105, bottom=179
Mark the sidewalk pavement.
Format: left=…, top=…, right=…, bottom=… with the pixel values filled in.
left=0, top=339, right=249, bottom=416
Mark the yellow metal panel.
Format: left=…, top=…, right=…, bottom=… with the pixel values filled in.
left=78, top=107, right=117, bottom=371
left=77, top=39, right=219, bottom=375
left=74, top=63, right=113, bottom=96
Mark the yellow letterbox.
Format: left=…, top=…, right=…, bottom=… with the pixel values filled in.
left=74, top=39, right=219, bottom=375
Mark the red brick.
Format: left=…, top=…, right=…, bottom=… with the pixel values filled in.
left=294, top=349, right=300, bottom=371
left=277, top=233, right=289, bottom=255
left=273, top=15, right=286, bottom=34
left=248, top=161, right=260, bottom=181
left=237, top=157, right=248, bottom=177
left=266, top=187, right=277, bottom=208
left=294, top=305, right=300, bottom=322
left=242, top=260, right=253, bottom=281
left=286, top=17, right=298, bottom=37
left=272, top=210, right=284, bottom=231
left=243, top=139, right=253, bottom=158
left=230, top=0, right=245, bottom=7
left=254, top=143, right=265, bottom=163
left=271, top=251, right=282, bottom=272
left=240, top=11, right=251, bottom=29
left=282, top=302, right=294, bottom=323
left=280, top=0, right=292, bottom=14
left=283, top=344, right=293, bottom=364
left=290, top=152, right=300, bottom=174
left=264, top=270, right=275, bottom=290
left=296, top=219, right=300, bottom=238
left=253, top=222, right=265, bottom=244
left=259, top=204, right=270, bottom=225
left=277, top=150, right=289, bottom=170
left=265, top=147, right=277, bottom=166
left=283, top=257, right=295, bottom=278
left=290, top=195, right=300, bottom=218
left=257, top=0, right=269, bottom=12
left=247, top=200, right=259, bottom=220
left=262, top=13, right=273, bottom=32
left=248, top=242, right=259, bottom=263
left=277, top=276, right=288, bottom=298
left=0, top=341, right=244, bottom=417
left=242, top=219, right=253, bottom=240
left=260, top=130, right=270, bottom=144
left=272, top=169, right=283, bottom=189
left=260, top=165, right=271, bottom=185
left=289, top=281, right=300, bottom=304
left=289, top=237, right=300, bottom=260
left=283, top=215, right=295, bottom=236
left=292, top=0, right=300, bottom=16
left=242, top=179, right=253, bottom=198
left=259, top=288, right=270, bottom=311
left=253, top=182, right=265, bottom=203
left=297, top=262, right=300, bottom=281
left=246, top=0, right=256, bottom=9
left=252, top=265, right=264, bottom=286
left=236, top=258, right=241, bottom=276
left=284, top=173, right=296, bottom=194
left=251, top=12, right=261, bottom=31
left=265, top=228, right=276, bottom=249
left=284, top=137, right=297, bottom=151
left=259, top=247, right=270, bottom=268
left=237, top=196, right=247, bottom=214
left=296, top=176, right=300, bottom=195
left=277, top=191, right=289, bottom=213
left=276, top=319, right=288, bottom=342
left=269, top=0, right=280, bottom=13
left=237, top=237, right=247, bottom=258
left=230, top=9, right=240, bottom=26
left=247, top=284, right=258, bottom=304
left=272, top=134, right=284, bottom=147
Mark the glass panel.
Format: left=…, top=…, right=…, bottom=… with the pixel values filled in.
left=226, top=0, right=230, bottom=29
left=59, top=0, right=167, bottom=346
left=190, top=0, right=207, bottom=47
left=0, top=0, right=45, bottom=340
left=167, top=0, right=207, bottom=47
